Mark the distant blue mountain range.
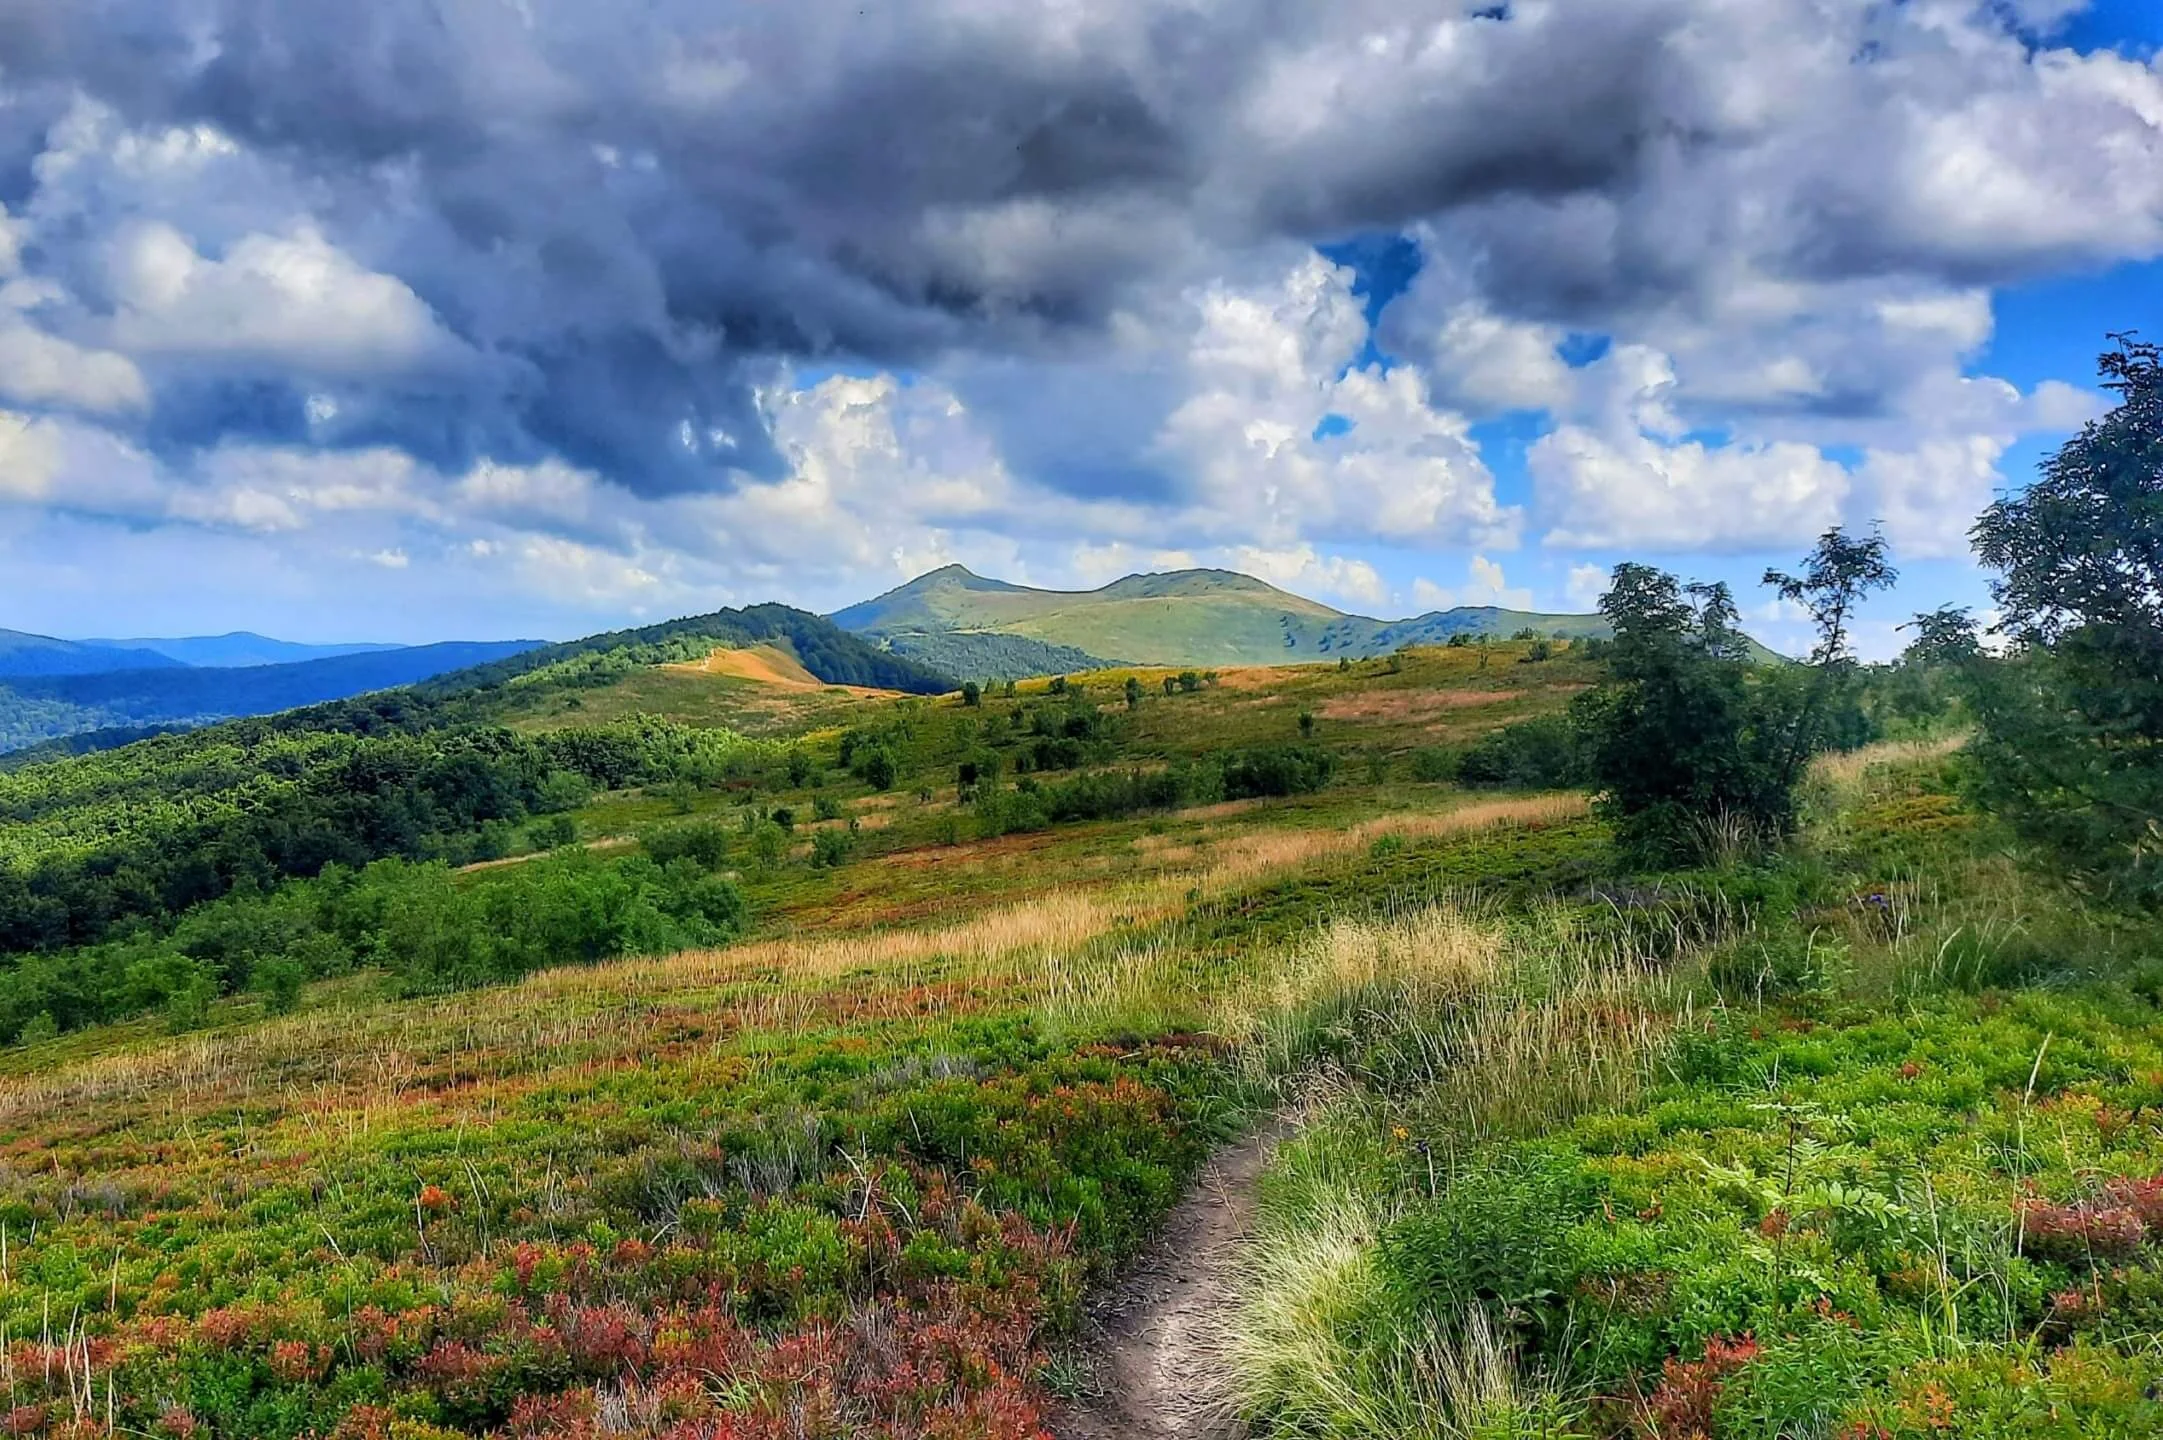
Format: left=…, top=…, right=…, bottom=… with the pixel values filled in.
left=0, top=629, right=544, bottom=754
left=78, top=632, right=408, bottom=668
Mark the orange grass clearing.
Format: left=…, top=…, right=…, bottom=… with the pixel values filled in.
left=663, top=643, right=901, bottom=696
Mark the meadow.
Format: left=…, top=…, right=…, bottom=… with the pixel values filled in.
left=1, top=628, right=2159, bottom=1440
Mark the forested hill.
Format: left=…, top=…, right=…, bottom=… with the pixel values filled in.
left=422, top=602, right=954, bottom=699
left=0, top=604, right=951, bottom=757
left=0, top=640, right=542, bottom=754
left=0, top=601, right=948, bottom=1038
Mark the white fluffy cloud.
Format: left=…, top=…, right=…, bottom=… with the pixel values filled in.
left=0, top=0, right=2153, bottom=635
left=107, top=222, right=462, bottom=377
left=1409, top=555, right=1533, bottom=613
left=1228, top=544, right=1390, bottom=609
left=1154, top=255, right=1517, bottom=549
left=0, top=319, right=146, bottom=415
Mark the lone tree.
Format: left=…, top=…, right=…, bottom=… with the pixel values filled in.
left=1579, top=528, right=1895, bottom=865
left=1966, top=335, right=2163, bottom=906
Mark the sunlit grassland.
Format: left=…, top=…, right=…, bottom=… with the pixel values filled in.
left=1223, top=739, right=2163, bottom=1440
left=0, top=690, right=1601, bottom=1440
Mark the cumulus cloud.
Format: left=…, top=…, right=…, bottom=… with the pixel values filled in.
left=0, top=0, right=2152, bottom=630
left=106, top=222, right=463, bottom=377
left=0, top=1, right=2152, bottom=486
left=1229, top=544, right=1391, bottom=610
left=1408, top=555, right=1534, bottom=613
left=1565, top=563, right=1610, bottom=611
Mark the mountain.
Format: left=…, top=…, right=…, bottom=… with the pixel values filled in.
left=0, top=640, right=543, bottom=754
left=416, top=602, right=953, bottom=701
left=81, top=632, right=407, bottom=668
left=0, top=629, right=185, bottom=678
left=833, top=565, right=1625, bottom=675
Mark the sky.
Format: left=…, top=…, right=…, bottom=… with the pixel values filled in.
left=0, top=0, right=2158, bottom=658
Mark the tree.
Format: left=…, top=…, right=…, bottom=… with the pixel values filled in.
left=961, top=681, right=982, bottom=708
left=1966, top=336, right=2163, bottom=905
left=1760, top=525, right=1898, bottom=790
left=1124, top=676, right=1144, bottom=710
left=1298, top=711, right=1316, bottom=738
left=1577, top=535, right=1892, bottom=866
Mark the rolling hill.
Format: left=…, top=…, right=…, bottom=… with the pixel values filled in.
left=81, top=632, right=407, bottom=668
left=0, top=640, right=542, bottom=754
left=832, top=564, right=1622, bottom=675
left=0, top=629, right=184, bottom=677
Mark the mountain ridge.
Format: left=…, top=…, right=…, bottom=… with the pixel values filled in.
left=80, top=632, right=409, bottom=668
left=832, top=564, right=1623, bottom=675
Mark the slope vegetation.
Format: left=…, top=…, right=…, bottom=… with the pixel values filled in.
left=836, top=564, right=1617, bottom=674
left=0, top=640, right=541, bottom=754
left=0, top=628, right=181, bottom=677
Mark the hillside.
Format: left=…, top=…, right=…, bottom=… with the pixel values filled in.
left=836, top=564, right=1621, bottom=674
left=0, top=628, right=182, bottom=677
left=81, top=632, right=406, bottom=667
left=0, top=640, right=541, bottom=753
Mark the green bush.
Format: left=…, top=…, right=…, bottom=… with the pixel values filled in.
left=644, top=820, right=731, bottom=869
left=1220, top=745, right=1337, bottom=799
left=1455, top=715, right=1585, bottom=790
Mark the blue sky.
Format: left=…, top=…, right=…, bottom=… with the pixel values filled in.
left=0, top=0, right=2158, bottom=656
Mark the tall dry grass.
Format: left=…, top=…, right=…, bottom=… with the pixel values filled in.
left=1220, top=902, right=1683, bottom=1439
left=2, top=793, right=1590, bottom=1128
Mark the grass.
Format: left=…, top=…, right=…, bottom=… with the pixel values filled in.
left=7, top=643, right=2153, bottom=1439
left=1223, top=740, right=2163, bottom=1440
left=0, top=646, right=1603, bottom=1440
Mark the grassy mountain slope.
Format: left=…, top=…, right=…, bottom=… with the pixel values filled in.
left=0, top=629, right=182, bottom=677
left=425, top=603, right=952, bottom=700
left=839, top=564, right=1789, bottom=673
left=835, top=564, right=1605, bottom=671
left=82, top=632, right=407, bottom=668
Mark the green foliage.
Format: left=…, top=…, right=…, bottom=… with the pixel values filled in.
left=643, top=820, right=731, bottom=869
left=1581, top=534, right=1893, bottom=865
left=810, top=828, right=856, bottom=869
left=1410, top=747, right=1460, bottom=783
left=1967, top=338, right=2163, bottom=908
left=1219, top=745, right=1337, bottom=800
left=1455, top=715, right=1585, bottom=790
left=0, top=713, right=773, bottom=958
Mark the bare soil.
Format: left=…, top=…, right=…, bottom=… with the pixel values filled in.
left=1054, top=1118, right=1291, bottom=1440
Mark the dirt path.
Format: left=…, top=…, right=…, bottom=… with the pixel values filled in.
left=1054, top=1118, right=1291, bottom=1440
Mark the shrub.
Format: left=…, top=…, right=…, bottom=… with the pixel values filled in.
left=1455, top=715, right=1585, bottom=790
left=1220, top=746, right=1337, bottom=799
left=1410, top=747, right=1460, bottom=783
left=644, top=821, right=730, bottom=869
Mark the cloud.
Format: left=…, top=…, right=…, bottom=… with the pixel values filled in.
left=0, top=318, right=147, bottom=414
left=0, top=411, right=62, bottom=500
left=0, top=0, right=2152, bottom=635
left=107, top=222, right=462, bottom=377
left=1407, top=555, right=1533, bottom=613
left=1229, top=544, right=1390, bottom=611
left=1565, top=562, right=1609, bottom=611
left=0, top=0, right=2148, bottom=498
left=1154, top=255, right=1517, bottom=549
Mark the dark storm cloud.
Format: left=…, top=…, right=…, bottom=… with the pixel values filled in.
left=0, top=0, right=2151, bottom=494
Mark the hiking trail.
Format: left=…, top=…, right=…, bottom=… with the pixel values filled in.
left=1053, top=1118, right=1291, bottom=1440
